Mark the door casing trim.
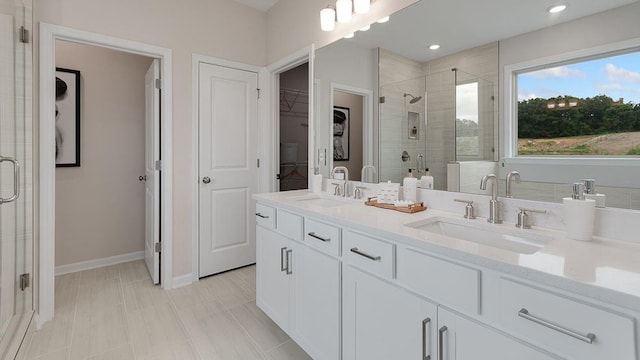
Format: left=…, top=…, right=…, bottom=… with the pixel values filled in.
left=39, top=22, right=174, bottom=327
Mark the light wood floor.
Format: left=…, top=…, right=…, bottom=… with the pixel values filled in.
left=22, top=261, right=311, bottom=360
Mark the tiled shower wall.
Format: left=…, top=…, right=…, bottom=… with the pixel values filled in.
left=378, top=42, right=499, bottom=188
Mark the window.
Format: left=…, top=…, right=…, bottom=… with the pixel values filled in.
left=456, top=82, right=480, bottom=157
left=516, top=51, right=640, bottom=156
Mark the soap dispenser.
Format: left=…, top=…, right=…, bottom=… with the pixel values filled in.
left=417, top=168, right=434, bottom=190
left=563, top=182, right=596, bottom=241
left=402, top=169, right=418, bottom=203
left=583, top=179, right=606, bottom=208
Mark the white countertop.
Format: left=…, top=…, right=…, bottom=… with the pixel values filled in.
left=254, top=190, right=640, bottom=312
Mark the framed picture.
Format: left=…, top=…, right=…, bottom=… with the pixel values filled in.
left=55, top=67, right=81, bottom=167
left=333, top=106, right=350, bottom=161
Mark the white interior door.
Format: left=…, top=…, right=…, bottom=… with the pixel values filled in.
left=144, top=59, right=160, bottom=284
left=198, top=63, right=258, bottom=277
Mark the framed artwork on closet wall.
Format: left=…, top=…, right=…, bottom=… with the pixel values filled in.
left=55, top=67, right=81, bottom=167
left=333, top=106, right=350, bottom=161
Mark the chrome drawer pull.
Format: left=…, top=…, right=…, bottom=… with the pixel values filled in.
left=438, top=326, right=448, bottom=360
left=308, top=232, right=330, bottom=242
left=350, top=247, right=381, bottom=261
left=280, top=247, right=287, bottom=272
left=518, top=308, right=596, bottom=344
left=286, top=249, right=293, bottom=275
left=422, top=317, right=431, bottom=360
left=255, top=213, right=269, bottom=219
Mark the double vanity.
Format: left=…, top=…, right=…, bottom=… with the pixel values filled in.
left=254, top=189, right=640, bottom=360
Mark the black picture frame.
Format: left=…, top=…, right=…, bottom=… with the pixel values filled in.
left=333, top=106, right=350, bottom=161
left=55, top=67, right=81, bottom=167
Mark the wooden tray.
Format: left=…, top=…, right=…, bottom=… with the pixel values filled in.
left=364, top=198, right=427, bottom=214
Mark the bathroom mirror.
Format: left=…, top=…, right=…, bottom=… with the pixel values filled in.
left=314, top=0, right=640, bottom=209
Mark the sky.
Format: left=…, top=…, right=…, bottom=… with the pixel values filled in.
left=518, top=52, right=640, bottom=104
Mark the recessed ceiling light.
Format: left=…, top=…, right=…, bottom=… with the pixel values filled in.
left=377, top=16, right=390, bottom=23
left=547, top=4, right=567, bottom=13
left=360, top=24, right=371, bottom=31
left=344, top=33, right=355, bottom=39
left=429, top=44, right=440, bottom=50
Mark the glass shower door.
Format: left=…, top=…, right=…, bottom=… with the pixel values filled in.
left=0, top=0, right=33, bottom=357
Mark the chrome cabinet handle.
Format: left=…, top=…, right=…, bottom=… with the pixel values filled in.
left=256, top=213, right=269, bottom=219
left=0, top=156, right=20, bottom=204
left=350, top=247, right=381, bottom=261
left=422, top=318, right=431, bottom=360
left=308, top=232, right=330, bottom=242
left=438, top=326, right=448, bottom=360
left=286, top=249, right=293, bottom=274
left=280, top=247, right=287, bottom=272
left=518, top=308, right=595, bottom=344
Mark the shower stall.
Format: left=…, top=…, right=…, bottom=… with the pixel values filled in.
left=378, top=68, right=496, bottom=192
left=0, top=0, right=34, bottom=357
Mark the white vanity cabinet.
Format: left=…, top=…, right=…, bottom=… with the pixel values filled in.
left=255, top=199, right=639, bottom=360
left=256, top=207, right=341, bottom=360
left=343, top=265, right=437, bottom=360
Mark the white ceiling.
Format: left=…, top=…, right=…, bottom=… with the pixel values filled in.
left=345, top=0, right=638, bottom=62
left=232, top=0, right=280, bottom=11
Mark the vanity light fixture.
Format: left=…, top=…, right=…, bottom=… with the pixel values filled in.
left=547, top=4, right=567, bottom=13
left=377, top=16, right=390, bottom=23
left=320, top=6, right=337, bottom=31
left=344, top=33, right=355, bottom=39
left=354, top=0, right=370, bottom=14
left=336, top=0, right=353, bottom=23
left=429, top=44, right=440, bottom=50
left=360, top=24, right=371, bottom=31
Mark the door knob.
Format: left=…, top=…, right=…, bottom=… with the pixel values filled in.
left=139, top=175, right=146, bottom=181
left=202, top=177, right=211, bottom=184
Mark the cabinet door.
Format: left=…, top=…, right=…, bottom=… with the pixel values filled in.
left=256, top=226, right=292, bottom=332
left=437, top=308, right=556, bottom=360
left=343, top=266, right=437, bottom=360
left=292, top=246, right=341, bottom=360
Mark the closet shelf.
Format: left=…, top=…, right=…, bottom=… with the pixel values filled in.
left=280, top=88, right=309, bottom=113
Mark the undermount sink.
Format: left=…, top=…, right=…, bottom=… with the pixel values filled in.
left=405, top=217, right=552, bottom=254
left=290, top=194, right=351, bottom=208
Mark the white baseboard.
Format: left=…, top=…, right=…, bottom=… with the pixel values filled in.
left=172, top=273, right=193, bottom=289
left=55, top=251, right=145, bottom=276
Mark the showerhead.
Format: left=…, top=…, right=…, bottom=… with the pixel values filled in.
left=404, top=93, right=423, bottom=104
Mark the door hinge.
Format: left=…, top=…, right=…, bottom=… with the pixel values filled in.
left=19, top=273, right=30, bottom=291
left=155, top=242, right=162, bottom=253
left=155, top=78, right=162, bottom=90
left=257, top=158, right=260, bottom=168
left=155, top=160, right=162, bottom=171
left=257, top=88, right=261, bottom=99
left=19, top=26, right=29, bottom=44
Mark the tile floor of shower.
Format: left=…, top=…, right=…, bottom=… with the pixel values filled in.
left=22, top=261, right=311, bottom=360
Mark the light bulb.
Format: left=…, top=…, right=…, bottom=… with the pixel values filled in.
left=548, top=4, right=567, bottom=13
left=344, top=33, right=355, bottom=39
left=336, top=0, right=352, bottom=23
left=320, top=7, right=336, bottom=31
left=360, top=24, right=370, bottom=31
left=354, top=0, right=370, bottom=14
left=377, top=16, right=390, bottom=23
left=429, top=44, right=440, bottom=50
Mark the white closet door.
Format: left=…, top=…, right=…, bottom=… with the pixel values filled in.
left=198, top=63, right=258, bottom=277
left=144, top=59, right=160, bottom=284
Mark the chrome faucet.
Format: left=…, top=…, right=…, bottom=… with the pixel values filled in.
left=480, top=174, right=502, bottom=224
left=330, top=166, right=350, bottom=197
left=361, top=165, right=377, bottom=184
left=506, top=171, right=521, bottom=198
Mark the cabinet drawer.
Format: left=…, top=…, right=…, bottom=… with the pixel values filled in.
left=255, top=203, right=276, bottom=229
left=304, top=218, right=341, bottom=257
left=344, top=231, right=394, bottom=279
left=498, top=278, right=636, bottom=360
left=277, top=209, right=303, bottom=241
left=397, top=247, right=480, bottom=314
